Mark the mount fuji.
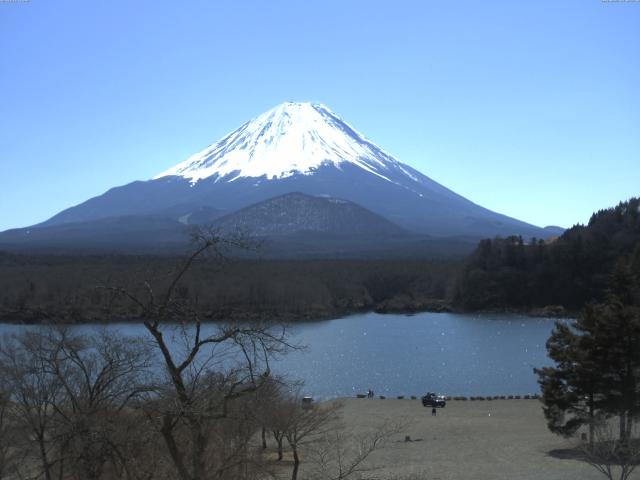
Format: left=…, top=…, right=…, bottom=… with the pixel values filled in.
left=1, top=102, right=561, bottom=255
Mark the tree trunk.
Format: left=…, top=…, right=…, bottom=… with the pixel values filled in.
left=588, top=394, right=594, bottom=446
left=291, top=447, right=300, bottom=480
left=160, top=414, right=191, bottom=480
left=37, top=434, right=52, bottom=480
left=191, top=423, right=207, bottom=480
left=619, top=412, right=628, bottom=443
left=277, top=437, right=283, bottom=461
left=273, top=431, right=284, bottom=461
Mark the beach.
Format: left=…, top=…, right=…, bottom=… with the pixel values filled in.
left=292, top=397, right=605, bottom=480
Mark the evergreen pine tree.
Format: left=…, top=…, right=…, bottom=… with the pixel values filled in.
left=536, top=259, right=640, bottom=444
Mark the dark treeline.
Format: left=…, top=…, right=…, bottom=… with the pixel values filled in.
left=454, top=198, right=640, bottom=312
left=0, top=253, right=458, bottom=324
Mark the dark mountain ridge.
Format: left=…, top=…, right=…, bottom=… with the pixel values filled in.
left=212, top=192, right=407, bottom=236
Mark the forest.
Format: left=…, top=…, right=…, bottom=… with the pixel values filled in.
left=454, top=198, right=640, bottom=313
left=0, top=253, right=457, bottom=324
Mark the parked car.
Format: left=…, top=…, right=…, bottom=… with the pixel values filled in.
left=422, top=392, right=446, bottom=407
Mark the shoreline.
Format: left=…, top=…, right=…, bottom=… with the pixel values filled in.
left=351, top=394, right=541, bottom=401
left=0, top=302, right=575, bottom=325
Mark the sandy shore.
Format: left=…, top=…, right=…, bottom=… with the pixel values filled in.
left=310, top=397, right=603, bottom=480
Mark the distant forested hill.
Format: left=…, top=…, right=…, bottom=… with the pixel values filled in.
left=454, top=198, right=640, bottom=312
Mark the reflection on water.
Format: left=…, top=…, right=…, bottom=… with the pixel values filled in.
left=0, top=312, right=560, bottom=399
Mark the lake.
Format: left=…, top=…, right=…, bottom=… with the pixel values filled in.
left=0, top=312, right=561, bottom=399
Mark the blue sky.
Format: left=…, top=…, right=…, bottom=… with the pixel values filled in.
left=1, top=0, right=638, bottom=231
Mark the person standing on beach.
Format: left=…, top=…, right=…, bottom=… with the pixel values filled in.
left=432, top=407, right=437, bottom=416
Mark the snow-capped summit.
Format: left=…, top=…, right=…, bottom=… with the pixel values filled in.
left=154, top=102, right=413, bottom=184
left=24, top=101, right=557, bottom=243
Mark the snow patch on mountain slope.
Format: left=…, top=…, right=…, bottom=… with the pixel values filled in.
left=154, top=102, right=415, bottom=184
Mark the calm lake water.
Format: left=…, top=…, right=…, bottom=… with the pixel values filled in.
left=0, top=312, right=560, bottom=399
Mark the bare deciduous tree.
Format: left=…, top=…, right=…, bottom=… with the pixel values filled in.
left=0, top=328, right=154, bottom=480
left=306, top=419, right=405, bottom=480
left=280, top=397, right=341, bottom=480
left=0, top=330, right=64, bottom=480
left=250, top=376, right=292, bottom=460
left=42, top=329, right=153, bottom=480
left=579, top=421, right=640, bottom=480
left=0, top=229, right=297, bottom=480
left=0, top=385, right=21, bottom=480
left=108, top=228, right=295, bottom=480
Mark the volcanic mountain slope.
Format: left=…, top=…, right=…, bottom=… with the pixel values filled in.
left=206, top=192, right=476, bottom=258
left=0, top=216, right=189, bottom=254
left=212, top=192, right=407, bottom=236
left=0, top=192, right=477, bottom=258
left=6, top=102, right=560, bottom=248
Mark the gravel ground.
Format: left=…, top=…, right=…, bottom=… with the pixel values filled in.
left=316, top=397, right=607, bottom=480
